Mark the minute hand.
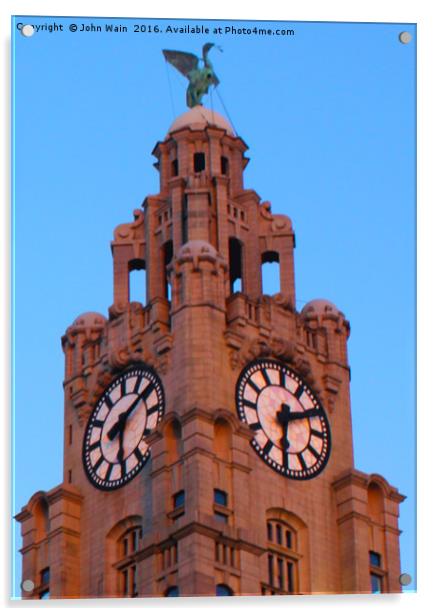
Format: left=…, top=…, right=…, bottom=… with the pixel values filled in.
left=288, top=409, right=321, bottom=421
left=107, top=396, right=143, bottom=441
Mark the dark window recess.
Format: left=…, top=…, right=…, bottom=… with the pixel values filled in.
left=214, top=511, right=228, bottom=524
left=369, top=551, right=382, bottom=567
left=68, top=424, right=72, bottom=445
left=214, top=489, right=228, bottom=507
left=68, top=469, right=72, bottom=483
left=40, top=568, right=50, bottom=585
left=182, top=195, right=188, bottom=244
left=173, top=490, right=185, bottom=509
left=194, top=152, right=206, bottom=172
left=276, top=524, right=282, bottom=545
left=287, top=562, right=294, bottom=592
left=221, top=156, right=229, bottom=175
left=229, top=237, right=243, bottom=294
left=171, top=159, right=178, bottom=177
left=216, top=584, right=233, bottom=596
left=165, top=586, right=180, bottom=597
left=371, top=573, right=383, bottom=594
left=286, top=530, right=292, bottom=549
left=163, top=240, right=174, bottom=300
left=267, top=522, right=273, bottom=541
left=277, top=558, right=284, bottom=589
left=268, top=554, right=274, bottom=587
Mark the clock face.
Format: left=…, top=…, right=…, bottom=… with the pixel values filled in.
left=236, top=359, right=331, bottom=480
left=83, top=365, right=165, bottom=490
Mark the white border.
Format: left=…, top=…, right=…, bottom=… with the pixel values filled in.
left=2, top=1, right=433, bottom=614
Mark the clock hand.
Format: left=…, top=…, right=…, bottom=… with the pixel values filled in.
left=107, top=395, right=144, bottom=441
left=287, top=409, right=321, bottom=421
left=276, top=403, right=292, bottom=465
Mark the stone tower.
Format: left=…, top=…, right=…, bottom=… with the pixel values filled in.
left=16, top=106, right=404, bottom=598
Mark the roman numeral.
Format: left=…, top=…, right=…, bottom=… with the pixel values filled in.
left=261, top=368, right=271, bottom=387
left=133, top=447, right=142, bottom=462
left=120, top=379, right=126, bottom=397
left=121, top=459, right=127, bottom=477
left=93, top=456, right=104, bottom=472
left=105, top=463, right=113, bottom=481
left=297, top=453, right=307, bottom=471
left=133, top=376, right=142, bottom=394
left=294, top=385, right=304, bottom=399
left=307, top=444, right=321, bottom=460
left=247, top=378, right=261, bottom=395
left=249, top=421, right=262, bottom=431
left=243, top=399, right=257, bottom=410
left=88, top=441, right=100, bottom=452
left=310, top=428, right=324, bottom=439
left=279, top=371, right=286, bottom=387
left=105, top=395, right=114, bottom=410
left=263, top=439, right=273, bottom=456
left=146, top=404, right=160, bottom=416
left=282, top=451, right=289, bottom=469
left=92, top=419, right=104, bottom=429
left=141, top=382, right=155, bottom=403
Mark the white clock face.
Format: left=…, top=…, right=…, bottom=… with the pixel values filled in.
left=236, top=359, right=331, bottom=480
left=83, top=365, right=165, bottom=490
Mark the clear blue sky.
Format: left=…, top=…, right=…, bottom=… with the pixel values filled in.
left=12, top=16, right=416, bottom=597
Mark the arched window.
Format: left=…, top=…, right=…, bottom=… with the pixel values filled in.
left=128, top=258, right=146, bottom=304
left=261, top=251, right=280, bottom=296
left=117, top=526, right=142, bottom=597
left=34, top=497, right=50, bottom=541
left=216, top=584, right=233, bottom=596
left=162, top=241, right=173, bottom=300
left=229, top=237, right=243, bottom=294
left=165, top=585, right=180, bottom=597
left=264, top=518, right=299, bottom=594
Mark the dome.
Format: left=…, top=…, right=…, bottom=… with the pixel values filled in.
left=168, top=106, right=234, bottom=136
left=72, top=312, right=107, bottom=329
left=301, top=299, right=343, bottom=319
left=176, top=240, right=218, bottom=260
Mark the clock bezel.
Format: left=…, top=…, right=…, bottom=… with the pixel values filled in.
left=235, top=357, right=331, bottom=480
left=82, top=363, right=165, bottom=491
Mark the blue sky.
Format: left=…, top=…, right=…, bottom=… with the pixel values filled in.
left=12, top=16, right=416, bottom=596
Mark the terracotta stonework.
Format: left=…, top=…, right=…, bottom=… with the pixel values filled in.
left=16, top=106, right=404, bottom=598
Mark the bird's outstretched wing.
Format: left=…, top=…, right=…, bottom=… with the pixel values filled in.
left=162, top=50, right=199, bottom=77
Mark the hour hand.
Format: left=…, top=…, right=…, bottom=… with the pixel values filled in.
left=287, top=409, right=320, bottom=421
left=107, top=419, right=122, bottom=441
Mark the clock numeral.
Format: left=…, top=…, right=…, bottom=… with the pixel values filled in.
left=294, top=385, right=305, bottom=400
left=279, top=370, right=286, bottom=388
left=93, top=455, right=104, bottom=472
left=105, top=463, right=113, bottom=481
left=243, top=398, right=257, bottom=410
left=133, top=376, right=142, bottom=394
left=121, top=459, right=127, bottom=477
left=261, top=368, right=272, bottom=387
left=141, top=382, right=155, bottom=404
left=307, top=444, right=321, bottom=460
left=248, top=421, right=262, bottom=431
left=247, top=378, right=261, bottom=395
left=263, top=439, right=274, bottom=456
left=133, top=447, right=142, bottom=463
left=88, top=441, right=100, bottom=452
left=105, top=395, right=114, bottom=410
left=282, top=451, right=289, bottom=469
left=120, top=379, right=126, bottom=397
left=92, top=419, right=104, bottom=429
left=146, top=404, right=160, bottom=417
left=297, top=453, right=307, bottom=471
left=310, top=428, right=324, bottom=439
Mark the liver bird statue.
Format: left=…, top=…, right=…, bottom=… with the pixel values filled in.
left=163, top=43, right=221, bottom=108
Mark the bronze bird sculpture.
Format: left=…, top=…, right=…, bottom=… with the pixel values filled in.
left=163, top=43, right=221, bottom=108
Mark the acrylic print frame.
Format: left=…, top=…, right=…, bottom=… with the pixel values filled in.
left=11, top=14, right=416, bottom=600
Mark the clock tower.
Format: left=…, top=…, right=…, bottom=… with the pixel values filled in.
left=16, top=105, right=404, bottom=598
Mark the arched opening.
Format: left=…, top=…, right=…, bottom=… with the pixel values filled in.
left=367, top=482, right=384, bottom=523
left=194, top=152, right=206, bottom=172
left=229, top=237, right=243, bottom=294
left=166, top=418, right=183, bottom=464
left=216, top=584, right=233, bottom=596
left=221, top=156, right=229, bottom=175
left=34, top=497, right=50, bottom=541
left=162, top=240, right=174, bottom=301
left=261, top=251, right=280, bottom=296
left=128, top=258, right=146, bottom=304
left=213, top=418, right=231, bottom=461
